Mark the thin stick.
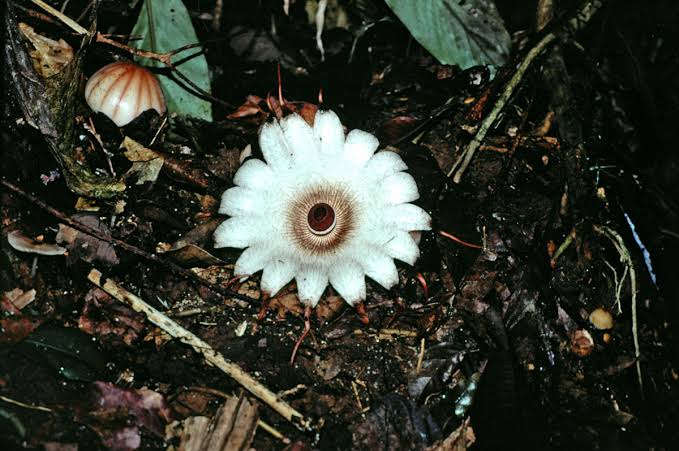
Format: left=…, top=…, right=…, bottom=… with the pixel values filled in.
left=448, top=0, right=604, bottom=183
left=593, top=225, right=642, bottom=393
left=30, top=0, right=89, bottom=35
left=0, top=395, right=52, bottom=413
left=416, top=338, right=425, bottom=375
left=0, top=180, right=255, bottom=306
left=87, top=268, right=313, bottom=430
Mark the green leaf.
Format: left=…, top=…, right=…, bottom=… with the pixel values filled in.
left=21, top=324, right=107, bottom=382
left=384, top=0, right=511, bottom=70
left=130, top=0, right=212, bottom=121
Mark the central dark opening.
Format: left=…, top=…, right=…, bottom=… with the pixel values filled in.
left=307, top=202, right=335, bottom=234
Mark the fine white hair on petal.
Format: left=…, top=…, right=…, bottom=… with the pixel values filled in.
left=280, top=114, right=320, bottom=162
left=359, top=249, right=399, bottom=289
left=344, top=129, right=379, bottom=167
left=384, top=231, right=421, bottom=265
left=365, top=151, right=408, bottom=181
left=214, top=217, right=258, bottom=249
left=379, top=171, right=420, bottom=205
left=218, top=186, right=262, bottom=217
left=261, top=260, right=297, bottom=296
left=329, top=260, right=366, bottom=305
left=259, top=121, right=293, bottom=170
left=234, top=245, right=269, bottom=276
left=233, top=159, right=274, bottom=191
left=384, top=204, right=432, bottom=232
left=296, top=266, right=329, bottom=307
left=313, top=110, right=345, bottom=155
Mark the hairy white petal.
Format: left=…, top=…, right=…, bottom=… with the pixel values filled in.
left=215, top=111, right=430, bottom=307
left=380, top=172, right=420, bottom=205
left=259, top=121, right=293, bottom=170
left=214, top=217, right=257, bottom=249
left=314, top=110, right=345, bottom=155
left=233, top=159, right=274, bottom=190
left=385, top=204, right=432, bottom=231
left=329, top=260, right=366, bottom=305
left=360, top=250, right=399, bottom=289
left=384, top=231, right=420, bottom=265
left=234, top=246, right=268, bottom=276
left=296, top=267, right=328, bottom=307
left=218, top=186, right=262, bottom=216
left=261, top=260, right=296, bottom=296
left=365, top=151, right=408, bottom=181
left=281, top=114, right=320, bottom=162
left=344, top=129, right=379, bottom=167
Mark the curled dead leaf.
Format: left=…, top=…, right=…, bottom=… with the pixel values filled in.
left=18, top=22, right=74, bottom=77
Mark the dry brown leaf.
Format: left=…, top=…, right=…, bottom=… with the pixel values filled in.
left=120, top=136, right=164, bottom=184
left=426, top=418, right=475, bottom=451
left=269, top=293, right=304, bottom=319
left=56, top=214, right=119, bottom=265
left=166, top=244, right=223, bottom=268
left=18, top=22, right=74, bottom=77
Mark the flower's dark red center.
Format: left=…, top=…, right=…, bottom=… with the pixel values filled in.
left=307, top=203, right=336, bottom=235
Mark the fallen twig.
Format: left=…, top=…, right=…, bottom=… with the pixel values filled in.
left=87, top=268, right=314, bottom=430
left=0, top=395, right=53, bottom=413
left=448, top=0, right=605, bottom=183
left=30, top=0, right=88, bottom=35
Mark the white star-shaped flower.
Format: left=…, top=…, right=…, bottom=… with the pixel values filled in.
left=214, top=110, right=431, bottom=307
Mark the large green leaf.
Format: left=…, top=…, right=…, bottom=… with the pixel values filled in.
left=131, top=0, right=212, bottom=121
left=384, top=0, right=511, bottom=70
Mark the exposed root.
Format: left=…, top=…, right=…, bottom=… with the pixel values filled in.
left=438, top=230, right=483, bottom=249
left=290, top=306, right=312, bottom=365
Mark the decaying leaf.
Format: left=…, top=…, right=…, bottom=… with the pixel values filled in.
left=18, top=22, right=74, bottom=78
left=56, top=214, right=119, bottom=265
left=269, top=293, right=304, bottom=319
left=21, top=324, right=107, bottom=381
left=3, top=288, right=37, bottom=310
left=425, top=418, right=475, bottom=451
left=79, top=288, right=146, bottom=347
left=86, top=382, right=172, bottom=450
left=165, top=395, right=258, bottom=451
left=7, top=230, right=66, bottom=256
left=353, top=394, right=442, bottom=450
left=0, top=299, right=43, bottom=344
left=120, top=137, right=165, bottom=185
left=7, top=2, right=125, bottom=198
left=165, top=244, right=223, bottom=267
